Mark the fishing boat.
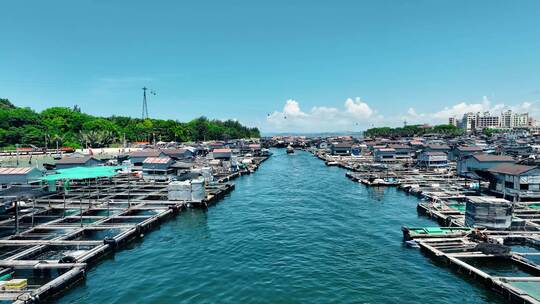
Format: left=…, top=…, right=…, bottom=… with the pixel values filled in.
left=286, top=145, right=294, bottom=154
left=361, top=177, right=399, bottom=186
left=401, top=226, right=473, bottom=241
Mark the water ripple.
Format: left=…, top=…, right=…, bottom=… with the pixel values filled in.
left=59, top=150, right=503, bottom=304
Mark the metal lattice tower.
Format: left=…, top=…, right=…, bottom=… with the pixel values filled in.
left=142, top=87, right=149, bottom=119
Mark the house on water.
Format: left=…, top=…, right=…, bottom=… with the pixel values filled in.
left=487, top=164, right=540, bottom=201
left=417, top=151, right=448, bottom=168
left=0, top=167, right=43, bottom=186
left=128, top=149, right=167, bottom=166
left=55, top=156, right=103, bottom=170
left=457, top=154, right=515, bottom=178
left=142, top=157, right=175, bottom=181
left=331, top=143, right=352, bottom=156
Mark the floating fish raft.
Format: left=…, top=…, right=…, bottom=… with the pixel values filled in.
left=312, top=150, right=540, bottom=304
left=0, top=156, right=268, bottom=303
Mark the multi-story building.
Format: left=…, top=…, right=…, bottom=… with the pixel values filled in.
left=452, top=110, right=534, bottom=132
left=512, top=112, right=529, bottom=128
left=458, top=112, right=476, bottom=132
left=475, top=111, right=500, bottom=130
left=501, top=110, right=512, bottom=128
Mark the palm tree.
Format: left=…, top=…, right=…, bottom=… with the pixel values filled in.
left=51, top=134, right=64, bottom=151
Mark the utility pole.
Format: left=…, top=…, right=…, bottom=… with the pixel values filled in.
left=15, top=144, right=19, bottom=166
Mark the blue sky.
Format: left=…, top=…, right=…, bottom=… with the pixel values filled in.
left=2, top=0, right=540, bottom=133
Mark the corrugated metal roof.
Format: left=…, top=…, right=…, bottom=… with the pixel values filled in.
left=161, top=149, right=189, bottom=156
left=333, top=143, right=352, bottom=148
left=423, top=151, right=447, bottom=156
left=456, top=146, right=483, bottom=152
left=129, top=149, right=163, bottom=157
left=0, top=167, right=35, bottom=175
left=388, top=144, right=410, bottom=149
left=143, top=157, right=172, bottom=164
left=427, top=144, right=450, bottom=150
left=489, top=164, right=538, bottom=175
left=472, top=154, right=514, bottom=162
left=213, top=148, right=231, bottom=153
left=56, top=156, right=98, bottom=164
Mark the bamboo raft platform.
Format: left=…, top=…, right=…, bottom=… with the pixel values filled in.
left=0, top=156, right=269, bottom=303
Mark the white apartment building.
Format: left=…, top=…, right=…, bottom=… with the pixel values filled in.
left=450, top=110, right=534, bottom=132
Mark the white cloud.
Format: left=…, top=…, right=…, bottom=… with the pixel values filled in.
left=405, top=96, right=538, bottom=125
left=263, top=96, right=538, bottom=132
left=282, top=99, right=307, bottom=117
left=433, top=96, right=491, bottom=119
left=407, top=107, right=420, bottom=117
left=344, top=97, right=374, bottom=119
left=265, top=97, right=379, bottom=132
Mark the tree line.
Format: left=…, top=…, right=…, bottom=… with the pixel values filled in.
left=364, top=124, right=464, bottom=138
left=0, top=98, right=260, bottom=149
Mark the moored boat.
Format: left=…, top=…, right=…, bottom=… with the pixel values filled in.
left=286, top=145, right=294, bottom=154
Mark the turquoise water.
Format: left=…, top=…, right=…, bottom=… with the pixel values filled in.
left=59, top=150, right=502, bottom=303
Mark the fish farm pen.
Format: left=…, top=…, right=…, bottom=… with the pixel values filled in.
left=310, top=147, right=540, bottom=304
left=0, top=156, right=268, bottom=303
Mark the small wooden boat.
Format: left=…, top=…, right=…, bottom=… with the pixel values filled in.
left=401, top=226, right=473, bottom=241
left=286, top=145, right=294, bottom=154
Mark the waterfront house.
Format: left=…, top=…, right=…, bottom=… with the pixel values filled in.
left=161, top=148, right=194, bottom=160
left=450, top=145, right=483, bottom=161
left=457, top=154, right=515, bottom=178
left=128, top=149, right=167, bottom=166
left=417, top=151, right=448, bottom=168
left=424, top=144, right=451, bottom=155
left=0, top=167, right=43, bottom=186
left=241, top=144, right=262, bottom=156
left=55, top=156, right=103, bottom=170
left=374, top=148, right=396, bottom=162
left=488, top=164, right=540, bottom=201
left=388, top=144, right=413, bottom=160
left=212, top=148, right=232, bottom=160
left=142, top=157, right=175, bottom=181
left=331, top=143, right=352, bottom=156
left=409, top=140, right=425, bottom=149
